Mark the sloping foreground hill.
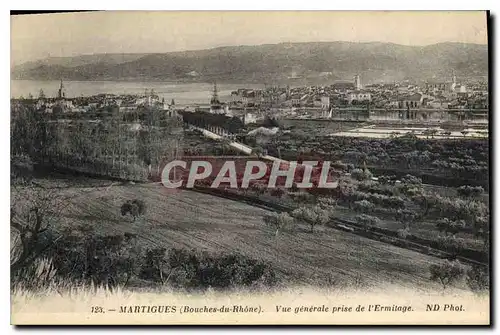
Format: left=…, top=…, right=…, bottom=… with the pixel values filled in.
left=13, top=182, right=454, bottom=291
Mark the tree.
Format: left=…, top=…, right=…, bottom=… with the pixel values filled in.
left=121, top=199, right=147, bottom=221
left=395, top=209, right=419, bottom=230
left=140, top=247, right=168, bottom=283
left=318, top=197, right=337, bottom=210
left=472, top=215, right=489, bottom=248
left=412, top=192, right=440, bottom=217
left=351, top=168, right=372, bottom=181
left=429, top=260, right=465, bottom=290
left=397, top=227, right=411, bottom=239
left=436, top=218, right=465, bottom=236
left=11, top=185, right=67, bottom=273
left=263, top=212, right=294, bottom=237
left=291, top=205, right=329, bottom=233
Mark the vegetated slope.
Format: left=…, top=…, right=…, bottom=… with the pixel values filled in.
left=11, top=42, right=488, bottom=83
left=18, top=182, right=451, bottom=290
left=13, top=54, right=149, bottom=72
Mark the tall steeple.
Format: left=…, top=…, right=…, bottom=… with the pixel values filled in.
left=210, top=81, right=223, bottom=114
left=211, top=81, right=220, bottom=105
left=57, top=79, right=65, bottom=99
left=354, top=74, right=362, bottom=90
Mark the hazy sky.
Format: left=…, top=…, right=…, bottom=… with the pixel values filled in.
left=11, top=11, right=488, bottom=66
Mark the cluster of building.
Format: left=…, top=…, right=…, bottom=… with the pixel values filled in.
left=15, top=80, right=179, bottom=118
left=212, top=73, right=488, bottom=124
left=226, top=73, right=488, bottom=112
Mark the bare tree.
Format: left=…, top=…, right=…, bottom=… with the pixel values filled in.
left=263, top=212, right=294, bottom=237
left=10, top=185, right=68, bottom=273
left=429, top=260, right=464, bottom=290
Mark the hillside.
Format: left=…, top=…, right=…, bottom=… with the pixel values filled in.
left=11, top=42, right=488, bottom=83
left=12, top=180, right=452, bottom=290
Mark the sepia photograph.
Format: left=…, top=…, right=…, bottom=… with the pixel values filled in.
left=9, top=10, right=490, bottom=325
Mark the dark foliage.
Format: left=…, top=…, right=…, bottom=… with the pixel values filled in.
left=466, top=265, right=489, bottom=293
left=147, top=248, right=278, bottom=290
left=457, top=185, right=484, bottom=198
left=12, top=227, right=279, bottom=292
left=121, top=199, right=147, bottom=220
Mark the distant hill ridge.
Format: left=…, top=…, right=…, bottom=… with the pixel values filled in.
left=11, top=41, right=488, bottom=83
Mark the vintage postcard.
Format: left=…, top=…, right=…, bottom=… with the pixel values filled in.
left=10, top=10, right=490, bottom=325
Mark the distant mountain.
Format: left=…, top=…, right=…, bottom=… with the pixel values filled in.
left=11, top=42, right=488, bottom=84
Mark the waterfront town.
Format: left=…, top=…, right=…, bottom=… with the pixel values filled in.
left=12, top=72, right=489, bottom=128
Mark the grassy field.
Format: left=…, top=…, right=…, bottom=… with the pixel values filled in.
left=12, top=178, right=463, bottom=292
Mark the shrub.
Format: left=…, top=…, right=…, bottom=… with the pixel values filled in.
left=165, top=248, right=278, bottom=290
left=12, top=226, right=280, bottom=292
left=139, top=247, right=168, bottom=283
left=472, top=216, right=489, bottom=245
left=353, top=200, right=375, bottom=213
left=290, top=182, right=299, bottom=193
left=41, top=228, right=142, bottom=289
left=133, top=199, right=147, bottom=215
left=401, top=174, right=422, bottom=185
left=121, top=199, right=147, bottom=220
left=457, top=185, right=484, bottom=198
left=270, top=187, right=286, bottom=198
left=466, top=265, right=489, bottom=294
left=354, top=214, right=380, bottom=230
left=436, top=234, right=466, bottom=257
left=250, top=182, right=267, bottom=195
